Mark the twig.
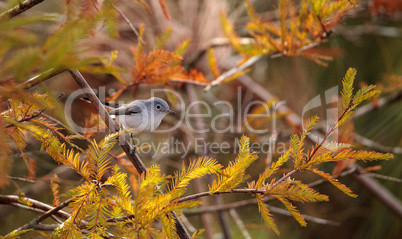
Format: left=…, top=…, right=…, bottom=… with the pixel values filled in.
left=352, top=168, right=402, bottom=218
left=9, top=203, right=61, bottom=222
left=182, top=167, right=357, bottom=216
left=364, top=173, right=402, bottom=184
left=170, top=78, right=209, bottom=86
left=40, top=112, right=86, bottom=139
left=266, top=205, right=340, bottom=226
left=355, top=133, right=402, bottom=154
left=0, top=0, right=45, bottom=21
left=4, top=93, right=64, bottom=128
left=8, top=176, right=36, bottom=183
left=204, top=42, right=321, bottom=91
left=187, top=37, right=255, bottom=67
left=177, top=166, right=355, bottom=204
left=31, top=223, right=59, bottom=231
left=182, top=191, right=341, bottom=226
left=352, top=90, right=402, bottom=120
left=6, top=196, right=109, bottom=237
left=204, top=54, right=262, bottom=91
left=106, top=215, right=135, bottom=223
left=17, top=68, right=65, bottom=90
left=0, top=195, right=70, bottom=222
left=68, top=69, right=191, bottom=239
left=0, top=165, right=76, bottom=219
left=176, top=188, right=293, bottom=204
left=113, top=4, right=144, bottom=44
left=229, top=209, right=252, bottom=239
left=335, top=25, right=402, bottom=38
left=4, top=109, right=45, bottom=128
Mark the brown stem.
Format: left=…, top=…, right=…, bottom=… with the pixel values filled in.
left=176, top=188, right=276, bottom=204
left=113, top=4, right=144, bottom=44
left=4, top=93, right=64, bottom=128
left=0, top=0, right=45, bottom=21
left=0, top=195, right=70, bottom=220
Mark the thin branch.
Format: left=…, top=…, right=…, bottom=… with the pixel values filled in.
left=187, top=37, right=255, bottom=67
left=8, top=176, right=36, bottom=183
left=183, top=167, right=357, bottom=216
left=204, top=42, right=321, bottom=91
left=335, top=25, right=402, bottom=38
left=40, top=112, right=86, bottom=139
left=68, top=69, right=191, bottom=239
left=364, top=173, right=402, bottom=184
left=266, top=205, right=340, bottom=226
left=177, top=167, right=358, bottom=205
left=31, top=223, right=59, bottom=231
left=204, top=54, right=262, bottom=91
left=9, top=202, right=61, bottom=223
left=0, top=195, right=70, bottom=220
left=4, top=109, right=45, bottom=128
left=352, top=168, right=402, bottom=218
left=113, top=4, right=144, bottom=44
left=4, top=93, right=64, bottom=128
left=17, top=68, right=65, bottom=90
left=106, top=215, right=135, bottom=223
left=355, top=133, right=402, bottom=154
left=229, top=209, right=252, bottom=239
left=170, top=78, right=209, bottom=86
left=0, top=0, right=45, bottom=21
left=272, top=169, right=299, bottom=188
left=352, top=90, right=402, bottom=120
left=176, top=188, right=285, bottom=204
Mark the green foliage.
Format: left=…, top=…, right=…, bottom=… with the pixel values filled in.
left=341, top=67, right=356, bottom=109
left=172, top=157, right=222, bottom=190
left=255, top=151, right=290, bottom=188
left=209, top=136, right=258, bottom=193
left=256, top=193, right=279, bottom=235
left=225, top=0, right=353, bottom=62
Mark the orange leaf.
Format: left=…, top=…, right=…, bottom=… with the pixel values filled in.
left=159, top=0, right=171, bottom=20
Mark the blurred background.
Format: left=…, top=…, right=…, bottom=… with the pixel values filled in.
left=0, top=0, right=401, bottom=238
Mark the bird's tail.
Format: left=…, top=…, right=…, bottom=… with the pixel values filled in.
left=80, top=97, right=120, bottom=109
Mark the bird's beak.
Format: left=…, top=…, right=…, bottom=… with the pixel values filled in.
left=166, top=109, right=176, bottom=115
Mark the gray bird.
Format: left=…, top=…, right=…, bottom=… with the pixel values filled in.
left=104, top=97, right=175, bottom=133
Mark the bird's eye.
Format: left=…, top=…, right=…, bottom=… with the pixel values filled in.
left=156, top=104, right=161, bottom=110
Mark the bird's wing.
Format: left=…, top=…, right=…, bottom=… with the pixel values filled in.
left=108, top=102, right=143, bottom=115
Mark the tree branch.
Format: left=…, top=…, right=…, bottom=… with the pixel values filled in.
left=0, top=0, right=45, bottom=21
left=204, top=42, right=321, bottom=91
left=355, top=133, right=402, bottom=154
left=352, top=90, right=402, bottom=120
left=18, top=68, right=65, bottom=90
left=113, top=4, right=144, bottom=44
left=0, top=195, right=70, bottom=220
left=182, top=167, right=357, bottom=215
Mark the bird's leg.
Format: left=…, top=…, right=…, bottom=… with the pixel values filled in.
left=129, top=132, right=136, bottom=155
